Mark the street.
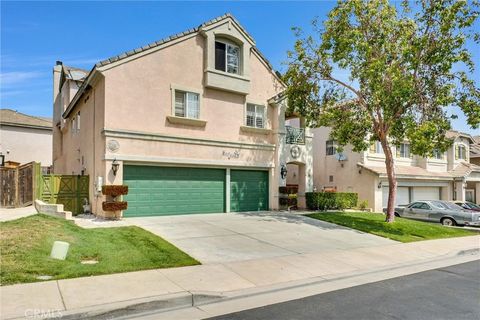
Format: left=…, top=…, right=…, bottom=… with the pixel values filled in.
left=208, top=261, right=480, bottom=320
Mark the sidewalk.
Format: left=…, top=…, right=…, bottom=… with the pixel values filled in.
left=0, top=206, right=36, bottom=222
left=1, top=235, right=479, bottom=320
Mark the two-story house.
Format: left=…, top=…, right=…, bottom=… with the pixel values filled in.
left=52, top=14, right=313, bottom=218
left=312, top=127, right=480, bottom=212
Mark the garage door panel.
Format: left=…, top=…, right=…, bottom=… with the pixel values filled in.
left=412, top=187, right=440, bottom=202
left=123, top=166, right=225, bottom=217
left=230, top=170, right=269, bottom=212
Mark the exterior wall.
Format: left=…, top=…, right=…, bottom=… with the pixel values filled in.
left=0, top=125, right=52, bottom=166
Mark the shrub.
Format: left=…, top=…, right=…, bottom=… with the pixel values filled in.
left=305, top=192, right=358, bottom=210
left=102, top=185, right=129, bottom=197
left=358, top=200, right=369, bottom=211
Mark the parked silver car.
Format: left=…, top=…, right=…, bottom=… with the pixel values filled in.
left=388, top=200, right=480, bottom=226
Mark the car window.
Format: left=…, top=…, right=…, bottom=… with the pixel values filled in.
left=409, top=202, right=423, bottom=209
left=442, top=202, right=464, bottom=210
left=467, top=202, right=480, bottom=209
left=419, top=203, right=431, bottom=210
left=431, top=201, right=447, bottom=209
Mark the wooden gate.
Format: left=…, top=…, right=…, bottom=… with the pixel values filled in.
left=37, top=175, right=89, bottom=215
left=0, top=162, right=40, bottom=208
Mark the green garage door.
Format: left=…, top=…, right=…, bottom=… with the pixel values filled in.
left=230, top=170, right=269, bottom=212
left=123, top=166, right=225, bottom=217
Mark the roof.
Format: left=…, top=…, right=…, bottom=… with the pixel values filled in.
left=63, top=13, right=283, bottom=119
left=95, top=13, right=259, bottom=68
left=471, top=136, right=480, bottom=158
left=445, top=130, right=474, bottom=143
left=0, top=109, right=52, bottom=129
left=63, top=65, right=88, bottom=81
left=357, top=161, right=480, bottom=180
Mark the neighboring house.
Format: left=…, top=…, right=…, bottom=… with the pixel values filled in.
left=470, top=136, right=480, bottom=166
left=312, top=127, right=480, bottom=212
left=53, top=14, right=313, bottom=218
left=0, top=109, right=52, bottom=166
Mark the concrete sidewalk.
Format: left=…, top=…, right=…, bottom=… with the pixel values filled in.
left=0, top=206, right=36, bottom=222
left=1, top=236, right=479, bottom=320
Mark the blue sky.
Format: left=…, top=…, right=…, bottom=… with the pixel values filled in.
left=1, top=1, right=478, bottom=135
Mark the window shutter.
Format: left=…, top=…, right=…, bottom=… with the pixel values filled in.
left=175, top=91, right=185, bottom=117
left=186, top=92, right=199, bottom=119
left=455, top=145, right=459, bottom=160
left=215, top=42, right=226, bottom=72
left=396, top=146, right=400, bottom=157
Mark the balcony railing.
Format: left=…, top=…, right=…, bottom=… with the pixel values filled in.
left=286, top=126, right=305, bottom=145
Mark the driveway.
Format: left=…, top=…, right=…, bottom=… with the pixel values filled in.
left=0, top=205, right=37, bottom=222
left=128, top=212, right=395, bottom=264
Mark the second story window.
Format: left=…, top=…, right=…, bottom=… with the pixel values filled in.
left=455, top=144, right=467, bottom=160
left=326, top=140, right=337, bottom=155
left=175, top=90, right=199, bottom=119
left=369, top=141, right=384, bottom=154
left=396, top=143, right=411, bottom=158
left=215, top=41, right=240, bottom=75
left=432, top=149, right=444, bottom=160
left=246, top=103, right=265, bottom=128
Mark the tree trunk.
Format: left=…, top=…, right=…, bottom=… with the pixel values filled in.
left=381, top=139, right=397, bottom=223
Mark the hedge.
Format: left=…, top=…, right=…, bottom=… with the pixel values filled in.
left=305, top=192, right=358, bottom=210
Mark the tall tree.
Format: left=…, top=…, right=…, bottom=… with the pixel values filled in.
left=284, top=0, right=480, bottom=222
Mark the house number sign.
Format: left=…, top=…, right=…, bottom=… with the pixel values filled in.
left=222, top=150, right=240, bottom=159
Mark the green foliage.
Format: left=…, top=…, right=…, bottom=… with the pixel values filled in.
left=306, top=192, right=358, bottom=210
left=307, top=212, right=476, bottom=243
left=358, top=200, right=369, bottom=211
left=285, top=0, right=479, bottom=219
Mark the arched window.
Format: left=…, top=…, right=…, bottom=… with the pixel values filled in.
left=214, top=38, right=240, bottom=75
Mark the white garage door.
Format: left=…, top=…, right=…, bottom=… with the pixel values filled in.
left=412, top=187, right=440, bottom=202
left=382, top=186, right=410, bottom=208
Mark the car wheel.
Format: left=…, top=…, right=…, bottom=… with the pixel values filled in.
left=441, top=218, right=456, bottom=226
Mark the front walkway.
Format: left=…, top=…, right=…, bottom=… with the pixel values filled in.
left=0, top=206, right=37, bottom=222
left=127, top=211, right=396, bottom=264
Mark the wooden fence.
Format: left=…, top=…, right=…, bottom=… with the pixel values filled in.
left=0, top=162, right=40, bottom=208
left=36, top=175, right=89, bottom=215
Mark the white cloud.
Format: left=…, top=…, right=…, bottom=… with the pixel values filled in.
left=0, top=71, right=43, bottom=86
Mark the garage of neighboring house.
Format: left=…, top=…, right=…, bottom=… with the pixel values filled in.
left=382, top=185, right=440, bottom=208
left=123, top=165, right=269, bottom=217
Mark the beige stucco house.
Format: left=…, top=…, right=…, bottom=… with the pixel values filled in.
left=0, top=109, right=52, bottom=166
left=312, top=127, right=480, bottom=212
left=53, top=14, right=313, bottom=218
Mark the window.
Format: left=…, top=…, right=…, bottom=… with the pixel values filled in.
left=326, top=140, right=337, bottom=155
left=455, top=144, right=467, bottom=160
left=432, top=149, right=444, bottom=160
left=369, top=141, right=384, bottom=154
left=175, top=90, right=200, bottom=119
left=329, top=175, right=334, bottom=182
left=396, top=143, right=410, bottom=158
left=246, top=104, right=265, bottom=128
left=76, top=111, right=80, bottom=132
left=215, top=41, right=240, bottom=74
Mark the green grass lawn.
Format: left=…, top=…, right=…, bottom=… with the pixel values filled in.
left=0, top=214, right=199, bottom=285
left=307, top=212, right=478, bottom=243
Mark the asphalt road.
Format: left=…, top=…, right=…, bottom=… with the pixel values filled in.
left=208, top=261, right=480, bottom=320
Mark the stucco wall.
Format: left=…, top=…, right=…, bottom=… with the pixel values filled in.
left=0, top=125, right=52, bottom=166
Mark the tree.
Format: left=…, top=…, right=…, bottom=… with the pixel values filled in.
left=284, top=0, right=480, bottom=222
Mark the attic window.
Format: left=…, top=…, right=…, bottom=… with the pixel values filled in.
left=215, top=41, right=239, bottom=75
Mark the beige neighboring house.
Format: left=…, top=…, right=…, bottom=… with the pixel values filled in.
left=53, top=14, right=313, bottom=218
left=312, top=127, right=480, bottom=212
left=470, top=136, right=480, bottom=166
left=0, top=109, right=52, bottom=166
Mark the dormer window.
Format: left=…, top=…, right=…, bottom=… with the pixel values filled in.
left=455, top=144, right=467, bottom=160
left=215, top=41, right=240, bottom=75
left=432, top=149, right=444, bottom=160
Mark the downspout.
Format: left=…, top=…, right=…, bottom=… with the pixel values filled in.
left=93, top=87, right=97, bottom=215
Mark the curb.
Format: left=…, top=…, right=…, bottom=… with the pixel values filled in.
left=60, top=247, right=479, bottom=320
left=58, top=292, right=223, bottom=320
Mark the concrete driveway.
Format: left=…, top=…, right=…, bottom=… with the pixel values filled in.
left=128, top=212, right=395, bottom=264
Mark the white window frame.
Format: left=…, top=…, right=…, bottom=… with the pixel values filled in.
left=326, top=140, right=337, bottom=156
left=215, top=39, right=241, bottom=75
left=75, top=111, right=80, bottom=133
left=456, top=143, right=468, bottom=160
left=397, top=143, right=411, bottom=158
left=370, top=141, right=384, bottom=154
left=245, top=103, right=266, bottom=129
left=431, top=149, right=444, bottom=160
left=170, top=84, right=202, bottom=120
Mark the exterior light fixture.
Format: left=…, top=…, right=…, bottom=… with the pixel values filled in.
left=111, top=159, right=119, bottom=176
left=280, top=165, right=288, bottom=180
left=377, top=181, right=382, bottom=189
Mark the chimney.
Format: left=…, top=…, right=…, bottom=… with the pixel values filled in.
left=56, top=60, right=63, bottom=66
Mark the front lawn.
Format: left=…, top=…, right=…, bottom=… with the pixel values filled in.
left=307, top=212, right=477, bottom=243
left=0, top=214, right=199, bottom=285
